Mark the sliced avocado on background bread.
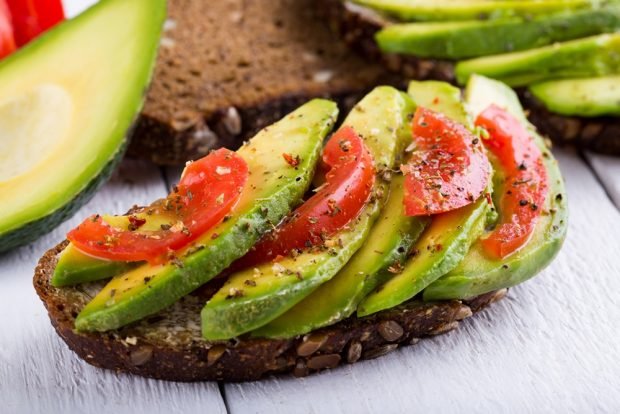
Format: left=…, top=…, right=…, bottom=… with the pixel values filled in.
left=0, top=0, right=165, bottom=253
left=320, top=0, right=620, bottom=155
left=35, top=78, right=567, bottom=381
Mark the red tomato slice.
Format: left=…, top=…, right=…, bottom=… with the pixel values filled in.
left=68, top=149, right=248, bottom=263
left=475, top=104, right=549, bottom=259
left=236, top=126, right=375, bottom=267
left=6, top=0, right=64, bottom=47
left=0, top=0, right=15, bottom=58
left=402, top=107, right=491, bottom=216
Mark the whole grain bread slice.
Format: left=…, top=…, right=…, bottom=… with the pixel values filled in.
left=318, top=0, right=620, bottom=155
left=130, top=0, right=402, bottom=165
left=34, top=240, right=505, bottom=382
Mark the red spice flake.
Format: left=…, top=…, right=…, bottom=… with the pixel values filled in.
left=282, top=153, right=301, bottom=167
left=128, top=215, right=147, bottom=231
left=485, top=193, right=493, bottom=205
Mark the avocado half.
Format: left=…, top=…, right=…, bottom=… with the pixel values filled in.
left=0, top=0, right=166, bottom=253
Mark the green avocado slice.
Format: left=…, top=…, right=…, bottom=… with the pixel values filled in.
left=52, top=244, right=137, bottom=287
left=74, top=99, right=338, bottom=332
left=356, top=80, right=492, bottom=317
left=376, top=6, right=620, bottom=59
left=252, top=81, right=478, bottom=338
left=455, top=33, right=620, bottom=87
left=0, top=0, right=166, bottom=252
left=252, top=175, right=429, bottom=339
left=423, top=75, right=568, bottom=300
left=353, top=0, right=599, bottom=22
left=529, top=76, right=620, bottom=117
left=201, top=87, right=414, bottom=340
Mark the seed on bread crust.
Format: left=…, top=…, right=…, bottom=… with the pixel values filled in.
left=346, top=340, right=363, bottom=363
left=363, top=344, right=398, bottom=360
left=307, top=353, right=341, bottom=370
left=297, top=332, right=328, bottom=356
left=130, top=346, right=153, bottom=366
left=377, top=321, right=404, bottom=342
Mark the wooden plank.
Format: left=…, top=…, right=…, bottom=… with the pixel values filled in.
left=224, top=148, right=620, bottom=413
left=63, top=0, right=98, bottom=18
left=585, top=152, right=620, bottom=210
left=0, top=160, right=227, bottom=414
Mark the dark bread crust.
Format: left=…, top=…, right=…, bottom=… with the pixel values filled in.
left=34, top=241, right=505, bottom=382
left=319, top=0, right=620, bottom=155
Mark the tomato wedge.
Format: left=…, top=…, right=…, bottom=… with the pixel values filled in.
left=475, top=104, right=548, bottom=259
left=68, top=149, right=248, bottom=263
left=237, top=126, right=375, bottom=267
left=6, top=0, right=64, bottom=47
left=401, top=107, right=490, bottom=216
left=0, top=0, right=15, bottom=58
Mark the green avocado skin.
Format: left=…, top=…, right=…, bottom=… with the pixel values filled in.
left=529, top=75, right=620, bottom=117
left=423, top=75, right=568, bottom=300
left=75, top=99, right=338, bottom=332
left=353, top=0, right=597, bottom=22
left=376, top=6, right=620, bottom=59
left=201, top=87, right=413, bottom=340
left=456, top=33, right=620, bottom=87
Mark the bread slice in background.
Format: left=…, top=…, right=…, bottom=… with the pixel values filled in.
left=130, top=0, right=401, bottom=165
left=318, top=0, right=620, bottom=155
left=34, top=241, right=505, bottom=382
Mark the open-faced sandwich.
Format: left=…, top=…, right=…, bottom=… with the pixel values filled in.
left=35, top=75, right=567, bottom=382
left=321, top=0, right=620, bottom=155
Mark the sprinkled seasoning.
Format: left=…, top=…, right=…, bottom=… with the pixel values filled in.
left=282, top=153, right=301, bottom=167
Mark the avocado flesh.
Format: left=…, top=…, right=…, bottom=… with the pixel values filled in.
left=0, top=0, right=166, bottom=252
left=201, top=87, right=414, bottom=340
left=52, top=244, right=137, bottom=287
left=376, top=6, right=620, bottom=59
left=353, top=0, right=599, bottom=22
left=356, top=80, right=492, bottom=317
left=423, top=75, right=568, bottom=300
left=252, top=175, right=429, bottom=339
left=529, top=76, right=620, bottom=116
left=75, top=99, right=338, bottom=332
left=456, top=33, right=620, bottom=87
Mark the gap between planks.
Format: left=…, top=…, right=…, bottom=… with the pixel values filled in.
left=582, top=151, right=620, bottom=211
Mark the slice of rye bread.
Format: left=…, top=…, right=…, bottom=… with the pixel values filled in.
left=129, top=0, right=404, bottom=165
left=318, top=0, right=620, bottom=155
left=34, top=241, right=506, bottom=382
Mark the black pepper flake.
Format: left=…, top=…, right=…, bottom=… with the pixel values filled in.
left=244, top=279, right=257, bottom=287
left=519, top=199, right=529, bottom=206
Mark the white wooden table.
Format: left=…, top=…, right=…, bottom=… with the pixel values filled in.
left=2, top=1, right=620, bottom=413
